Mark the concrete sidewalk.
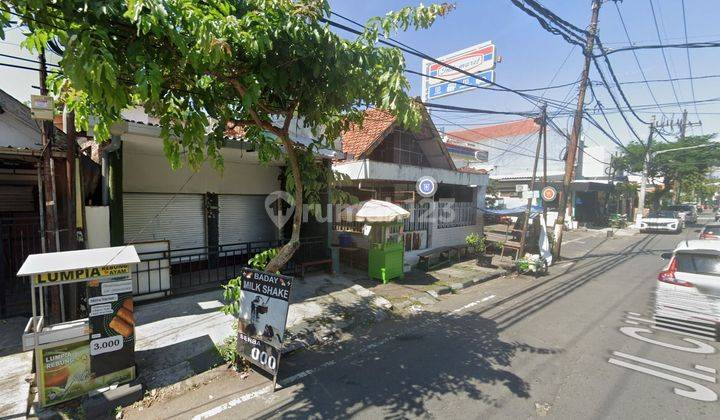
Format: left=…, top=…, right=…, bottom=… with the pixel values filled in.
left=348, top=257, right=508, bottom=312
left=0, top=317, right=33, bottom=419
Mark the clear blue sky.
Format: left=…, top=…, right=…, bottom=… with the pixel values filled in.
left=2, top=1, right=719, bottom=153
left=328, top=0, right=720, bottom=150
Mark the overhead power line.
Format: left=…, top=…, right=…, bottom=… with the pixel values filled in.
left=322, top=16, right=546, bottom=109
left=596, top=40, right=720, bottom=56
left=681, top=0, right=702, bottom=133
left=614, top=1, right=669, bottom=121
left=648, top=0, right=684, bottom=113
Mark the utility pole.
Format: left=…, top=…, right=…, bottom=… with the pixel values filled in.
left=637, top=117, right=655, bottom=225
left=39, top=49, right=65, bottom=321
left=552, top=0, right=601, bottom=260
left=542, top=109, right=548, bottom=226
left=679, top=109, right=688, bottom=140
left=519, top=104, right=546, bottom=259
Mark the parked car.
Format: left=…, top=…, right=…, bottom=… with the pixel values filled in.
left=666, top=205, right=698, bottom=225
left=655, top=240, right=720, bottom=340
left=715, top=208, right=720, bottom=222
left=639, top=210, right=682, bottom=234
left=699, top=224, right=720, bottom=240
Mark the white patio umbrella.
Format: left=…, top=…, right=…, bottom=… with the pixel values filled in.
left=340, top=199, right=410, bottom=223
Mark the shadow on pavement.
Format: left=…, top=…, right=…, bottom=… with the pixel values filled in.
left=246, top=303, right=561, bottom=419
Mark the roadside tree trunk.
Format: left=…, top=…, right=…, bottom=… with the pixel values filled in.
left=265, top=133, right=304, bottom=273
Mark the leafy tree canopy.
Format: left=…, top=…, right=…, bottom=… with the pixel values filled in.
left=1, top=0, right=453, bottom=270
left=2, top=0, right=452, bottom=167
left=614, top=134, right=720, bottom=194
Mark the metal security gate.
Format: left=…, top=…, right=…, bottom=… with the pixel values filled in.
left=1, top=217, right=41, bottom=318
left=123, top=193, right=206, bottom=252
left=218, top=194, right=277, bottom=246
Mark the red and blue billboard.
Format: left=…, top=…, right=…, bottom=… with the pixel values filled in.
left=422, top=41, right=497, bottom=101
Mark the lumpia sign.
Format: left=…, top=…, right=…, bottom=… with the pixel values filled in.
left=34, top=264, right=130, bottom=285
left=237, top=268, right=293, bottom=377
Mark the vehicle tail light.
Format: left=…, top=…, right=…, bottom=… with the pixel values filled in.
left=658, top=257, right=693, bottom=287
left=700, top=232, right=718, bottom=240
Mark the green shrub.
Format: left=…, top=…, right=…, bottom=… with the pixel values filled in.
left=465, top=233, right=486, bottom=254
left=217, top=327, right=239, bottom=367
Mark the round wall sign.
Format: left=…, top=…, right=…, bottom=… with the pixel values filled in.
left=541, top=186, right=558, bottom=202
left=416, top=176, right=438, bottom=198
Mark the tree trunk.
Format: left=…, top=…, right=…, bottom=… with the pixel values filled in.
left=265, top=133, right=303, bottom=273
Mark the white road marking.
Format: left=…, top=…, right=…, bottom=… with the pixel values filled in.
left=562, top=238, right=586, bottom=245
left=627, top=312, right=641, bottom=316
left=624, top=320, right=639, bottom=325
left=625, top=315, right=654, bottom=324
left=619, top=327, right=716, bottom=354
left=608, top=358, right=718, bottom=402
left=280, top=359, right=337, bottom=385
left=612, top=352, right=716, bottom=383
left=450, top=295, right=496, bottom=314
left=696, top=365, right=717, bottom=374
left=191, top=386, right=273, bottom=420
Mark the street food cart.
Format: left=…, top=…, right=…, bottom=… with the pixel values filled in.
left=17, top=246, right=140, bottom=407
left=341, top=200, right=410, bottom=283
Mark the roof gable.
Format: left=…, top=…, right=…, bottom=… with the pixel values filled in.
left=342, top=105, right=455, bottom=170
left=341, top=108, right=396, bottom=158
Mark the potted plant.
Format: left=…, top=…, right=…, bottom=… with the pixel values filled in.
left=466, top=233, right=492, bottom=267
left=515, top=253, right=548, bottom=277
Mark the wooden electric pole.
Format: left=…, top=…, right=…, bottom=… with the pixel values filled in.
left=552, top=0, right=602, bottom=260
left=39, top=49, right=65, bottom=320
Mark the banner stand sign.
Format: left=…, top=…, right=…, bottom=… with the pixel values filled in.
left=236, top=268, right=294, bottom=389
left=16, top=246, right=140, bottom=407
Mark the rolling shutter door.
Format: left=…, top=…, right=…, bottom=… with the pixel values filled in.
left=218, top=195, right=277, bottom=245
left=0, top=185, right=35, bottom=213
left=123, top=193, right=205, bottom=250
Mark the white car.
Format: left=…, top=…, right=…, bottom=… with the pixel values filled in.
left=639, top=210, right=682, bottom=234
left=666, top=205, right=698, bottom=225
left=655, top=240, right=720, bottom=340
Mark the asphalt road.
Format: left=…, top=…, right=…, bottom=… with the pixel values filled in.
left=129, top=217, right=720, bottom=419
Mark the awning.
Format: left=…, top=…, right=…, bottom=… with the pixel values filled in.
left=340, top=199, right=410, bottom=223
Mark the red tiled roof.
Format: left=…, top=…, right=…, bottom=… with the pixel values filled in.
left=447, top=119, right=539, bottom=143
left=457, top=166, right=488, bottom=174
left=341, top=108, right=396, bottom=158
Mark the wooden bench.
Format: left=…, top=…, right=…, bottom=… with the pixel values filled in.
left=296, top=259, right=333, bottom=277
left=417, top=246, right=459, bottom=272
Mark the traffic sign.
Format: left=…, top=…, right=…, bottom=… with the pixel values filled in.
left=541, top=186, right=558, bottom=202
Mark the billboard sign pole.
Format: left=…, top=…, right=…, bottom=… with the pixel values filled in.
left=236, top=268, right=294, bottom=387
left=421, top=41, right=497, bottom=102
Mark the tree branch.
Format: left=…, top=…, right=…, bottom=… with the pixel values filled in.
left=227, top=78, right=280, bottom=131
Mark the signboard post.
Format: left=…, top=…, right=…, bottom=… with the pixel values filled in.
left=421, top=41, right=497, bottom=102
left=236, top=268, right=293, bottom=387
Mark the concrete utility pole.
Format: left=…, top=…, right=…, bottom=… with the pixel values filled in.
left=680, top=109, right=688, bottom=140
left=637, top=117, right=655, bottom=225
left=552, top=0, right=602, bottom=260
left=518, top=104, right=546, bottom=259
